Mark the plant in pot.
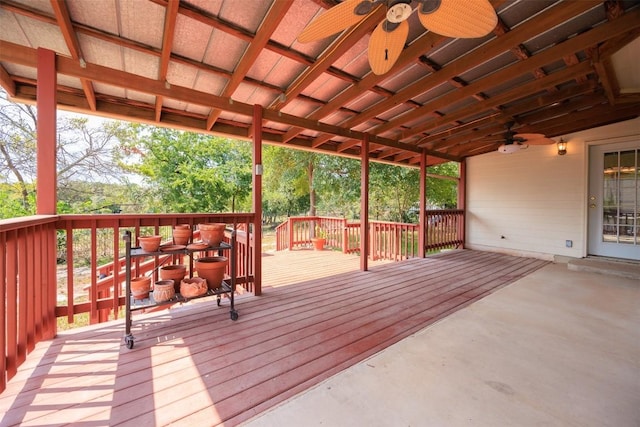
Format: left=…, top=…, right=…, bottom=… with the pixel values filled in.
left=311, top=225, right=327, bottom=251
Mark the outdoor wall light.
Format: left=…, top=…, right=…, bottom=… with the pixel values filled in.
left=557, top=139, right=567, bottom=155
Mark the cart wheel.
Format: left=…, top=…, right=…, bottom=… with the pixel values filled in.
left=217, top=296, right=221, bottom=307
left=124, top=335, right=134, bottom=349
left=230, top=310, right=239, bottom=321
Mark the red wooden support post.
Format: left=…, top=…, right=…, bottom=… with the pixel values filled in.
left=252, top=104, right=263, bottom=296
left=360, top=134, right=369, bottom=271
left=419, top=151, right=427, bottom=257
left=36, top=48, right=57, bottom=215
left=458, top=160, right=466, bottom=248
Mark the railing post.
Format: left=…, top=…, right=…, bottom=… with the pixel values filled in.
left=342, top=219, right=348, bottom=254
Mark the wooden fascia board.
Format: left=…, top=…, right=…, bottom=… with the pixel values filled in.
left=415, top=61, right=594, bottom=145
left=342, top=0, right=602, bottom=131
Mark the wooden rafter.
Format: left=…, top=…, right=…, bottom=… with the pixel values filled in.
left=154, top=0, right=180, bottom=122
left=50, top=0, right=96, bottom=111
left=207, top=1, right=292, bottom=130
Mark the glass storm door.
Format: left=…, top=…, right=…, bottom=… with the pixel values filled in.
left=588, top=141, right=640, bottom=260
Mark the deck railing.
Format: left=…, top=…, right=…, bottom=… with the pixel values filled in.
left=275, top=210, right=464, bottom=259
left=1, top=212, right=256, bottom=393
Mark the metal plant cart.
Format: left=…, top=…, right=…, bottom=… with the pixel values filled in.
left=122, top=229, right=238, bottom=349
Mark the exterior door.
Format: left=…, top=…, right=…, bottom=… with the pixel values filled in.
left=588, top=141, right=640, bottom=260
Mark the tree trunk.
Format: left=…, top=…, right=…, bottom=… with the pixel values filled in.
left=307, top=159, right=316, bottom=216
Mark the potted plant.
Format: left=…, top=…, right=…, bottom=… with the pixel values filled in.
left=311, top=225, right=327, bottom=251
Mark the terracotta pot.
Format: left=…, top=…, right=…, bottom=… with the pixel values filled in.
left=180, top=277, right=207, bottom=298
left=138, top=235, right=162, bottom=252
left=172, top=225, right=192, bottom=245
left=311, top=237, right=326, bottom=251
left=131, top=276, right=151, bottom=300
left=153, top=280, right=175, bottom=303
left=195, top=256, right=228, bottom=290
left=160, top=264, right=187, bottom=293
left=198, top=223, right=226, bottom=246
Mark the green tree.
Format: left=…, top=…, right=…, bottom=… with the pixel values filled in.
left=0, top=91, right=133, bottom=218
left=117, top=125, right=252, bottom=213
left=263, top=146, right=317, bottom=218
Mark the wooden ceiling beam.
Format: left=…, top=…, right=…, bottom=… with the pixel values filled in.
left=516, top=103, right=640, bottom=138
left=207, top=0, right=292, bottom=130
left=50, top=0, right=96, bottom=111
left=0, top=64, right=16, bottom=96
left=373, top=10, right=640, bottom=137
left=413, top=61, right=594, bottom=144
left=269, top=5, right=385, bottom=111
left=5, top=43, right=431, bottom=158
left=155, top=0, right=179, bottom=122
left=341, top=1, right=600, bottom=131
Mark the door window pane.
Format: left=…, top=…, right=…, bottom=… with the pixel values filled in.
left=603, top=149, right=639, bottom=244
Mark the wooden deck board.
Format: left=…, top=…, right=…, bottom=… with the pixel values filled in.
left=0, top=250, right=548, bottom=426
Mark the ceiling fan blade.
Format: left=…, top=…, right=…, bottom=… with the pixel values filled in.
left=298, top=0, right=373, bottom=43
left=417, top=0, right=497, bottom=38
left=514, top=133, right=545, bottom=140
left=368, top=20, right=409, bottom=75
left=522, top=137, right=556, bottom=145
left=514, top=133, right=556, bottom=145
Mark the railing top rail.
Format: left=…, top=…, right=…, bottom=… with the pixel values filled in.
left=0, top=215, right=59, bottom=231
left=55, top=212, right=255, bottom=229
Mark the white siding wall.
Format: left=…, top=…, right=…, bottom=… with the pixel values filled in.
left=465, top=117, right=640, bottom=260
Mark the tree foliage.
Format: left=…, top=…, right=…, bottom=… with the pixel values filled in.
left=116, top=125, right=252, bottom=213
left=0, top=91, right=132, bottom=218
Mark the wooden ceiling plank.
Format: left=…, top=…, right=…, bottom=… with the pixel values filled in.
left=50, top=0, right=96, bottom=111
left=206, top=1, right=292, bottom=130
left=341, top=1, right=601, bottom=131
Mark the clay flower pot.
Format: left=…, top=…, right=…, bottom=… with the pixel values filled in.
left=172, top=225, right=192, bottom=245
left=311, top=237, right=326, bottom=251
left=195, top=256, right=228, bottom=290
left=131, top=276, right=151, bottom=300
left=153, top=280, right=175, bottom=303
left=198, top=223, right=226, bottom=246
left=180, top=277, right=207, bottom=298
left=138, top=235, right=162, bottom=252
left=159, top=264, right=187, bottom=293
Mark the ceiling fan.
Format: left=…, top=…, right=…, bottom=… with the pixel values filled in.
left=496, top=122, right=556, bottom=154
left=297, top=0, right=498, bottom=75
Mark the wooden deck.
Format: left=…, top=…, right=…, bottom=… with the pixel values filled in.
left=0, top=250, right=548, bottom=426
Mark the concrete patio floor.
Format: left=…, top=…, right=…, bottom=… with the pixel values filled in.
left=243, top=262, right=640, bottom=427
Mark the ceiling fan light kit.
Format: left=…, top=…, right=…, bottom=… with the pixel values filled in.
left=297, top=0, right=498, bottom=75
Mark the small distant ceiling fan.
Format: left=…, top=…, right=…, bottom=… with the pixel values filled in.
left=297, top=0, right=498, bottom=75
left=496, top=122, right=556, bottom=154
